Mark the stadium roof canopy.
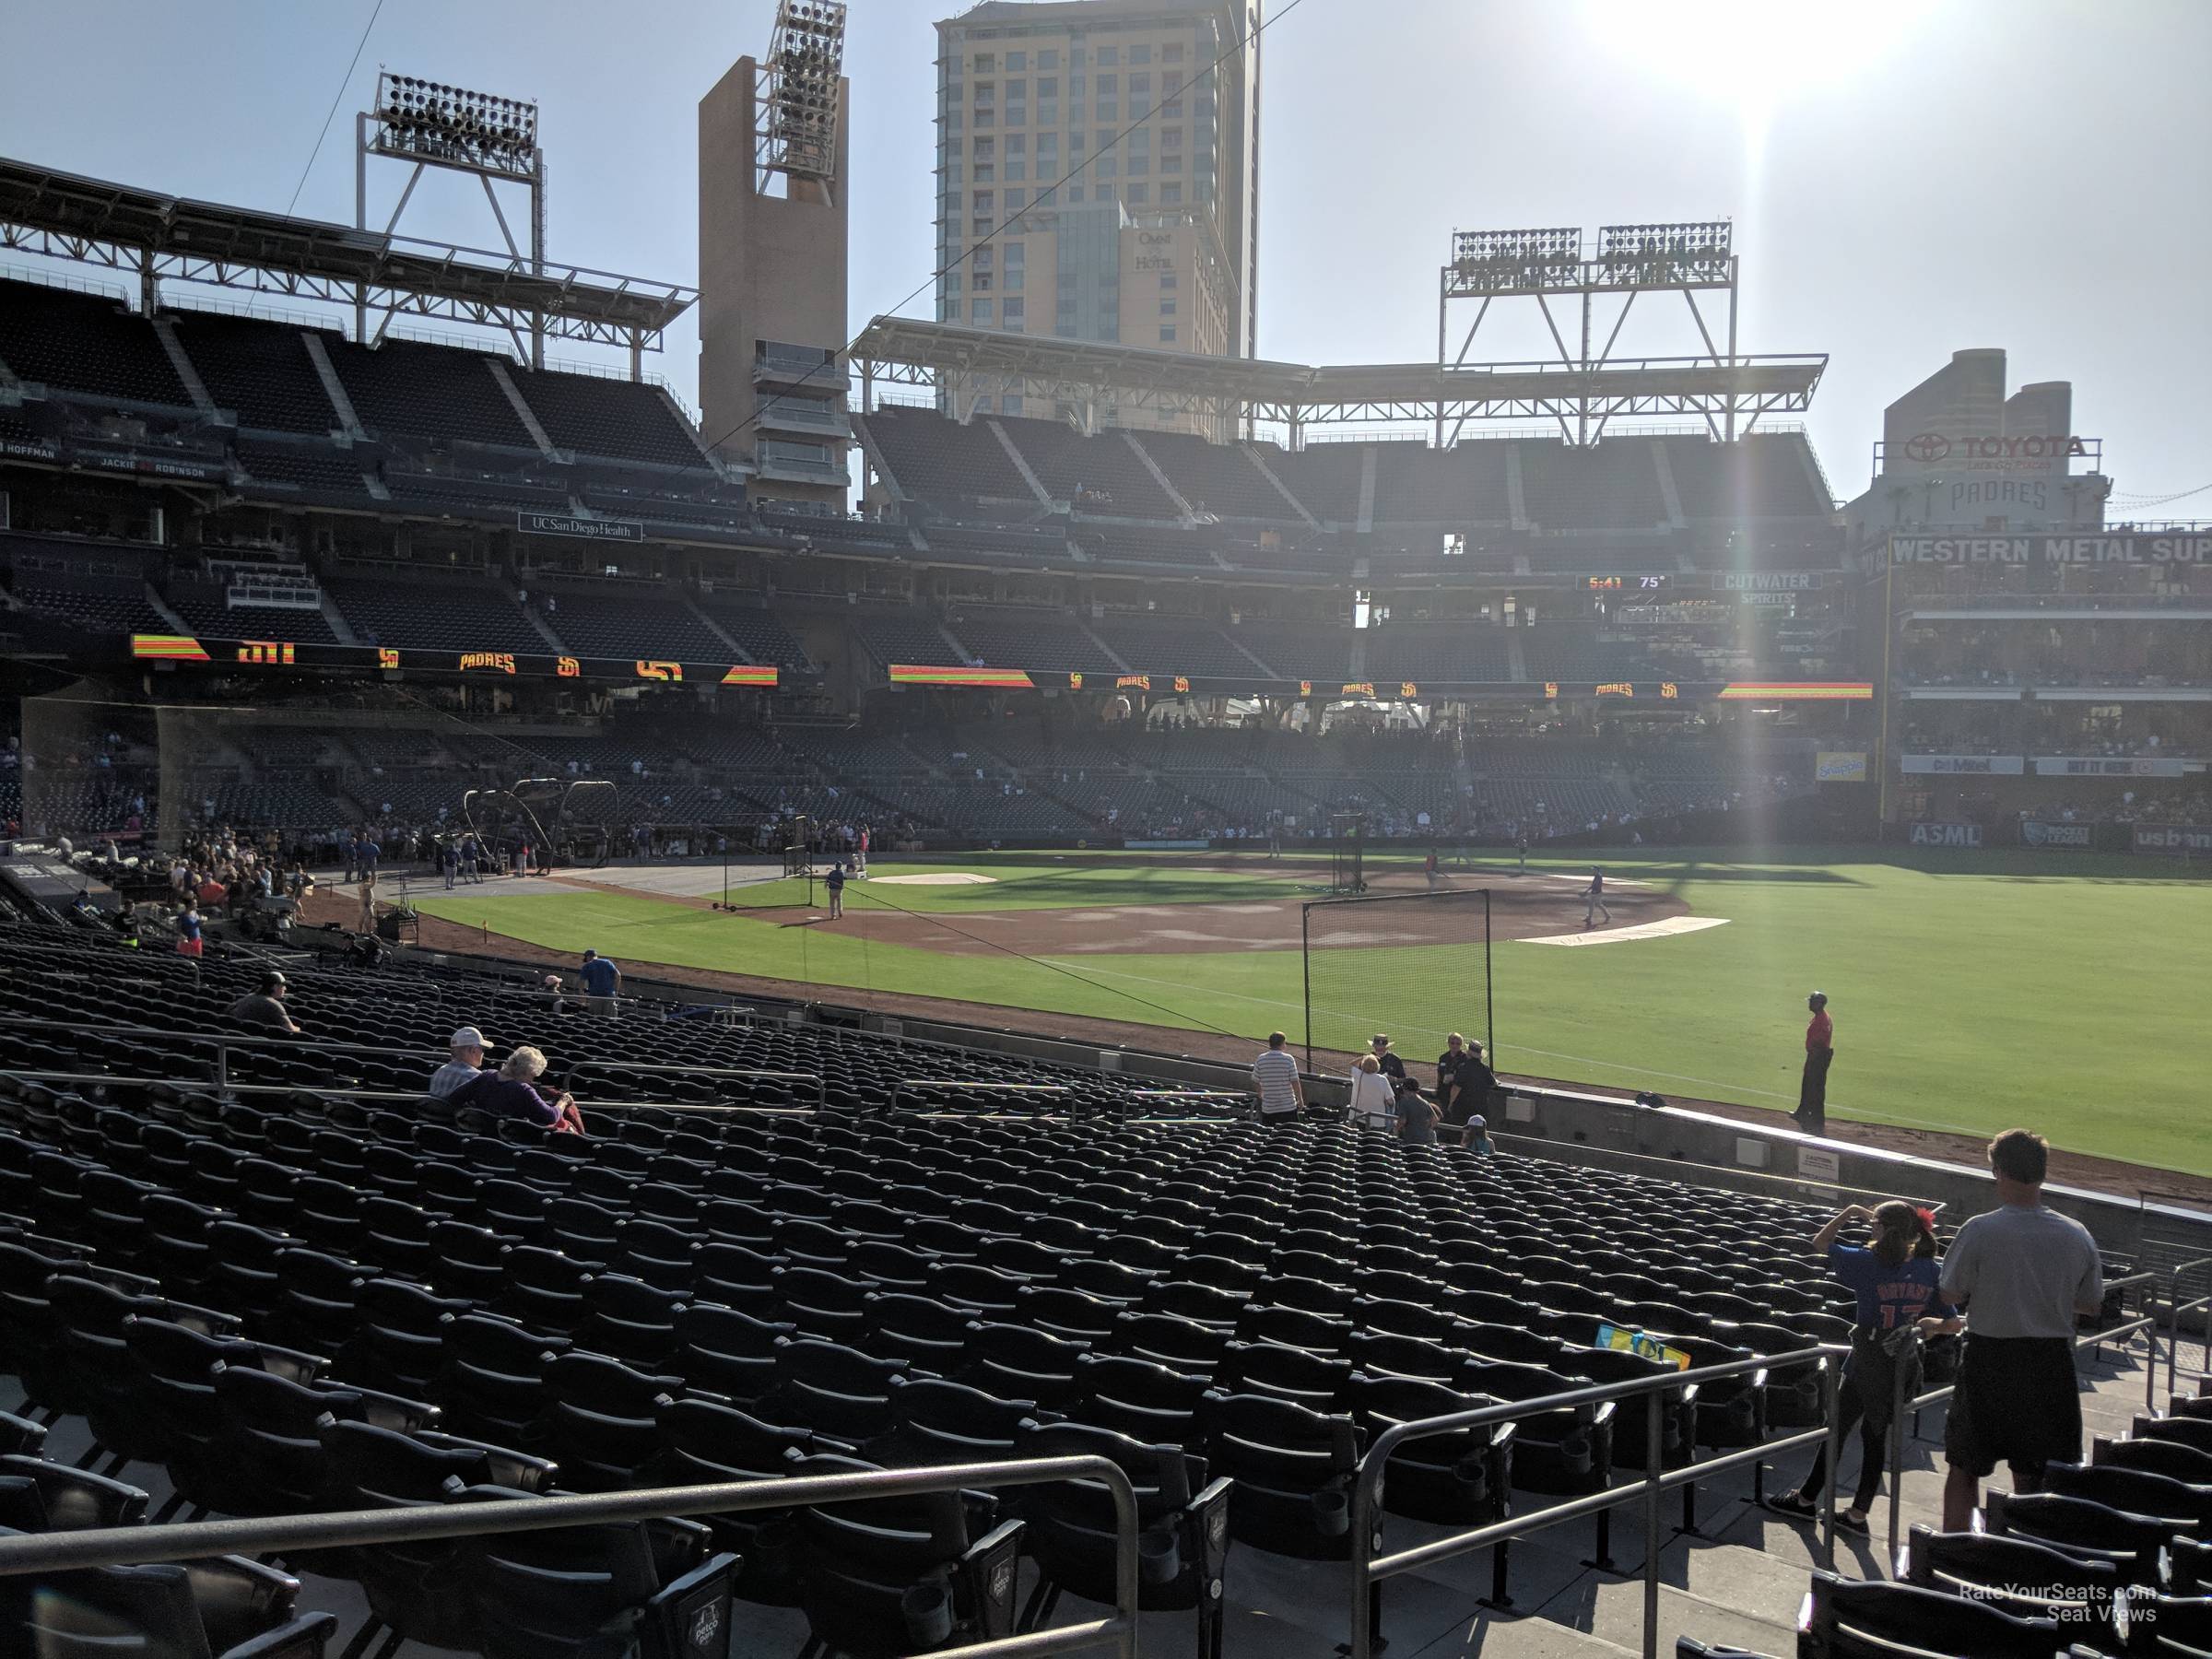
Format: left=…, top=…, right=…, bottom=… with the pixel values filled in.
left=0, top=157, right=695, bottom=352
left=853, top=315, right=1826, bottom=440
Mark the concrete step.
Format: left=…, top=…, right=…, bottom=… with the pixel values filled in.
left=1410, top=1610, right=1640, bottom=1658
left=1534, top=1566, right=1796, bottom=1659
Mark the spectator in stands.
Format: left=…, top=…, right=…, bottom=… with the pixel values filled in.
left=227, top=971, right=300, bottom=1035
left=1938, top=1129, right=2105, bottom=1530
left=1436, top=1033, right=1496, bottom=1143
left=174, top=902, right=204, bottom=959
left=1769, top=1202, right=1958, bottom=1535
left=579, top=948, right=621, bottom=1016
left=1394, top=1076, right=1440, bottom=1145
left=1464, top=1113, right=1493, bottom=1154
left=454, top=1044, right=584, bottom=1135
left=1349, top=1053, right=1395, bottom=1131
left=1252, top=1031, right=1304, bottom=1123
left=825, top=861, right=847, bottom=920
left=1366, top=1034, right=1406, bottom=1087
left=428, top=1027, right=488, bottom=1100
left=1792, top=992, right=1833, bottom=1134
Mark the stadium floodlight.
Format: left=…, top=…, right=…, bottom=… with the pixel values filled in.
left=1596, top=220, right=1732, bottom=285
left=1447, top=227, right=1584, bottom=293
left=757, top=0, right=847, bottom=189
left=371, top=72, right=539, bottom=179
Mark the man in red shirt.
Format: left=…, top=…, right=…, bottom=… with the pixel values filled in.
left=1792, top=991, right=1834, bottom=1133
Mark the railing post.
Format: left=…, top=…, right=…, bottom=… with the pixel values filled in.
left=1108, top=1440, right=1141, bottom=1659
left=215, top=1041, right=229, bottom=1094
left=1818, top=1357, right=1841, bottom=1571
left=2146, top=1277, right=2160, bottom=1416
left=1347, top=1430, right=1384, bottom=1659
left=1886, top=1333, right=1913, bottom=1571
left=1641, top=1387, right=1664, bottom=1659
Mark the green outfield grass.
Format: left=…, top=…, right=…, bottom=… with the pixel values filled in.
left=417, top=848, right=2212, bottom=1174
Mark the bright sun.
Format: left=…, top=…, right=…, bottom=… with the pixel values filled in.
left=1582, top=0, right=1927, bottom=114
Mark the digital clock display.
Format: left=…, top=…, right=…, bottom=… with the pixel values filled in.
left=1585, top=573, right=1670, bottom=592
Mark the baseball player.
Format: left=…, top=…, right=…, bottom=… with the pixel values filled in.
left=1582, top=865, right=1612, bottom=929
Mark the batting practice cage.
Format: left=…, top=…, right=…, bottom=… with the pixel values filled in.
left=1327, top=812, right=1367, bottom=894
left=1302, top=887, right=1493, bottom=1073
left=782, top=816, right=814, bottom=877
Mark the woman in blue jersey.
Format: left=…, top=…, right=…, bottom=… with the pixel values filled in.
left=1769, top=1201, right=1959, bottom=1534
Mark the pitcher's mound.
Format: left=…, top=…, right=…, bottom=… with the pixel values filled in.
left=870, top=872, right=1000, bottom=887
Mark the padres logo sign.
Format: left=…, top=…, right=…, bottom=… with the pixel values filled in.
left=459, top=651, right=516, bottom=674
left=635, top=660, right=682, bottom=682
left=556, top=657, right=582, bottom=678
left=376, top=647, right=400, bottom=670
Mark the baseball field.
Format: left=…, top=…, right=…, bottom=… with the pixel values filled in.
left=412, top=846, right=2211, bottom=1176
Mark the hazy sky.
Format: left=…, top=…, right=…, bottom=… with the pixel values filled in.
left=3, top=0, right=2206, bottom=504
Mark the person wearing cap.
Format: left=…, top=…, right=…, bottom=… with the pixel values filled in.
left=1792, top=992, right=1834, bottom=1134
left=1465, top=1112, right=1493, bottom=1154
left=580, top=948, right=621, bottom=1016
left=227, top=971, right=300, bottom=1035
left=429, top=1027, right=488, bottom=1100
left=1434, top=1032, right=1487, bottom=1133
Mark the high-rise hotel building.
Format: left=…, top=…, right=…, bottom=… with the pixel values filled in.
left=933, top=0, right=1260, bottom=430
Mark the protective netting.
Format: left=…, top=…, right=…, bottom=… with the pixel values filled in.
left=15, top=681, right=159, bottom=846
left=1301, top=887, right=1493, bottom=1074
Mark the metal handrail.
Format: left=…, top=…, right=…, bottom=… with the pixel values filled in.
left=1486, top=1129, right=1954, bottom=1213
left=1882, top=1269, right=2164, bottom=1564
left=0, top=1014, right=825, bottom=1104
left=0, top=1454, right=1140, bottom=1659
left=891, top=1081, right=1072, bottom=1113
left=2167, top=1253, right=2212, bottom=1401
left=1346, top=1342, right=1850, bottom=1659
left=0, top=1070, right=780, bottom=1119
left=567, top=1059, right=827, bottom=1106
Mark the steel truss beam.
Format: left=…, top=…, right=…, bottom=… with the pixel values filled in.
left=0, top=221, right=668, bottom=352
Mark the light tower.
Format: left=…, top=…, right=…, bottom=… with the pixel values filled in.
left=1437, top=220, right=1740, bottom=445
left=698, top=0, right=853, bottom=506
left=356, top=72, right=547, bottom=365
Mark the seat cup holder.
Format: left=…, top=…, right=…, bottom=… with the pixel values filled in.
left=902, top=1580, right=954, bottom=1646
left=1312, top=1488, right=1349, bottom=1536
left=1140, top=1525, right=1181, bottom=1584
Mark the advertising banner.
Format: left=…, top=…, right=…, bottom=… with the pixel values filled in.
left=1900, top=755, right=2024, bottom=775
left=2133, top=825, right=2212, bottom=856
left=1889, top=531, right=2212, bottom=566
left=1814, top=751, right=1869, bottom=783
left=2022, top=821, right=2093, bottom=849
left=1909, top=822, right=1984, bottom=849
left=2030, top=756, right=2189, bottom=779
left=517, top=512, right=646, bottom=543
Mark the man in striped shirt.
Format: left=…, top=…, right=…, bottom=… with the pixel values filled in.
left=1253, top=1032, right=1304, bottom=1122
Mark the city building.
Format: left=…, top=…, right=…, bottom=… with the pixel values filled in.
left=932, top=0, right=1260, bottom=432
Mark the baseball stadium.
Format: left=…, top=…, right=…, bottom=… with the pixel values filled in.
left=1, top=4, right=2209, bottom=1658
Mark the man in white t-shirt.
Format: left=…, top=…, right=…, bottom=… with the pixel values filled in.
left=1252, top=1032, right=1303, bottom=1122
left=1938, top=1128, right=2105, bottom=1529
